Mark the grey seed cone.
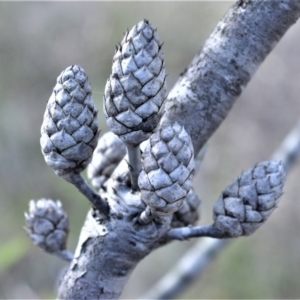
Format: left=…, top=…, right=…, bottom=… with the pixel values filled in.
left=87, top=131, right=127, bottom=190
left=41, top=65, right=99, bottom=176
left=138, top=123, right=195, bottom=215
left=171, top=189, right=201, bottom=228
left=24, top=199, right=69, bottom=253
left=104, top=19, right=167, bottom=146
left=213, top=161, right=286, bottom=237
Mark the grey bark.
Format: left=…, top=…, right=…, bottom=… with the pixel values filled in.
left=162, top=0, right=300, bottom=155
left=141, top=115, right=300, bottom=299
left=58, top=181, right=172, bottom=299
left=57, top=1, right=300, bottom=299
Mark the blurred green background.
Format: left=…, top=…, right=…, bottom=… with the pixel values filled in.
left=1, top=1, right=300, bottom=299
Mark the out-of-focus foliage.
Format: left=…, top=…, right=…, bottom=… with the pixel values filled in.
left=1, top=2, right=300, bottom=299
left=0, top=236, right=30, bottom=275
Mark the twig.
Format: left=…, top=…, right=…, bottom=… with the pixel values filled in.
left=54, top=249, right=74, bottom=262
left=138, top=206, right=154, bottom=225
left=272, top=118, right=300, bottom=172
left=125, top=144, right=142, bottom=191
left=166, top=225, right=219, bottom=240
left=63, top=172, right=109, bottom=215
left=140, top=117, right=300, bottom=300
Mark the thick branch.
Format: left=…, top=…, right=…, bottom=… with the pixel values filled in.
left=162, top=0, right=300, bottom=155
left=57, top=209, right=146, bottom=299
left=57, top=181, right=172, bottom=299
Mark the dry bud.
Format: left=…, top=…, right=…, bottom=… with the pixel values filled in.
left=87, top=132, right=127, bottom=189
left=24, top=199, right=69, bottom=253
left=213, top=161, right=286, bottom=237
left=40, top=65, right=98, bottom=176
left=171, top=189, right=201, bottom=227
left=138, top=123, right=195, bottom=215
left=104, top=20, right=167, bottom=146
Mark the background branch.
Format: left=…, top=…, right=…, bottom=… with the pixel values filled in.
left=272, top=118, right=300, bottom=172
left=141, top=115, right=300, bottom=299
left=140, top=238, right=229, bottom=300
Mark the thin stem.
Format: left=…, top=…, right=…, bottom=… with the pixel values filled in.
left=166, top=224, right=219, bottom=240
left=63, top=172, right=109, bottom=215
left=138, top=206, right=155, bottom=224
left=272, top=118, right=300, bottom=172
left=125, top=143, right=142, bottom=191
left=54, top=249, right=74, bottom=262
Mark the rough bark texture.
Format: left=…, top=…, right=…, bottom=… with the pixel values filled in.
left=162, top=0, right=300, bottom=155
left=58, top=210, right=153, bottom=299
left=57, top=1, right=300, bottom=299
left=58, top=170, right=172, bottom=299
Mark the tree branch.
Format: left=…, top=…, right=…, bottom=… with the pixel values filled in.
left=272, top=118, right=300, bottom=172
left=161, top=0, right=300, bottom=156
left=166, top=224, right=219, bottom=240
left=140, top=238, right=229, bottom=300
left=57, top=1, right=300, bottom=299
left=63, top=172, right=109, bottom=215
left=141, top=115, right=300, bottom=300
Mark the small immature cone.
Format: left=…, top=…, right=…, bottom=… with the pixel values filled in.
left=138, top=123, right=195, bottom=215
left=213, top=161, right=286, bottom=237
left=171, top=189, right=201, bottom=228
left=87, top=132, right=127, bottom=190
left=24, top=199, right=69, bottom=253
left=104, top=19, right=167, bottom=146
left=40, top=65, right=98, bottom=176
